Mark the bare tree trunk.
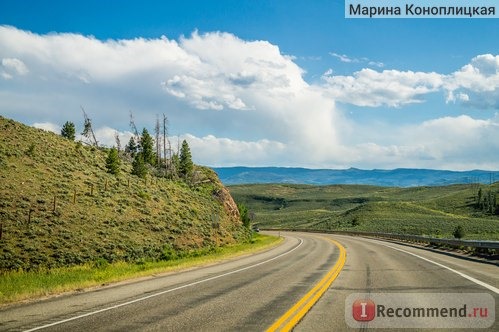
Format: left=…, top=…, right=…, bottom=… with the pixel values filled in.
left=81, top=106, right=98, bottom=147
left=162, top=114, right=171, bottom=175
left=155, top=115, right=161, bottom=167
left=129, top=110, right=139, bottom=142
left=114, top=131, right=121, bottom=152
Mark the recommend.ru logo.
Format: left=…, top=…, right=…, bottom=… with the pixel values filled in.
left=345, top=293, right=495, bottom=328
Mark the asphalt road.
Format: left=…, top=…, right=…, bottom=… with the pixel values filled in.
left=1, top=233, right=338, bottom=331
left=296, top=234, right=498, bottom=331
left=1, top=232, right=497, bottom=331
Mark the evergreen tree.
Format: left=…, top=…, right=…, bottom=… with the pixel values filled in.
left=61, top=121, right=76, bottom=141
left=179, top=140, right=193, bottom=178
left=453, top=225, right=465, bottom=239
left=105, top=147, right=120, bottom=175
left=488, top=191, right=494, bottom=214
left=237, top=203, right=251, bottom=228
left=132, top=153, right=147, bottom=178
left=476, top=188, right=483, bottom=209
left=171, top=153, right=180, bottom=178
left=125, top=137, right=138, bottom=157
left=140, top=128, right=155, bottom=165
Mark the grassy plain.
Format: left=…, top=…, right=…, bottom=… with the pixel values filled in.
left=229, top=183, right=499, bottom=240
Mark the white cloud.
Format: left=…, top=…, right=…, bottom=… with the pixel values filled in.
left=2, top=58, right=29, bottom=74
left=182, top=134, right=287, bottom=166
left=33, top=122, right=60, bottom=133
left=162, top=31, right=307, bottom=112
left=322, top=54, right=499, bottom=109
left=1, top=57, right=29, bottom=79
left=343, top=114, right=499, bottom=170
left=330, top=52, right=384, bottom=68
left=1, top=26, right=498, bottom=170
left=445, top=54, right=499, bottom=109
left=330, top=52, right=358, bottom=63
left=92, top=127, right=134, bottom=148
left=322, top=68, right=443, bottom=107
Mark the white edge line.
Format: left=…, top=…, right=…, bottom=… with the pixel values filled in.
left=368, top=238, right=499, bottom=295
left=24, top=237, right=304, bottom=332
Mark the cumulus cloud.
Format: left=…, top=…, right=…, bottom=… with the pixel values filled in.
left=1, top=26, right=498, bottom=169
left=322, top=68, right=443, bottom=107
left=324, top=53, right=499, bottom=109
left=183, top=134, right=287, bottom=166
left=344, top=114, right=499, bottom=170
left=162, top=31, right=308, bottom=112
left=445, top=54, right=499, bottom=109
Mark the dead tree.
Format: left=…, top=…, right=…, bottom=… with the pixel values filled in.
left=114, top=131, right=121, bottom=152
left=81, top=106, right=98, bottom=147
left=162, top=114, right=173, bottom=175
left=129, top=111, right=140, bottom=142
left=155, top=115, right=161, bottom=167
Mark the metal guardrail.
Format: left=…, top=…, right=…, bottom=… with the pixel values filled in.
left=262, top=228, right=499, bottom=250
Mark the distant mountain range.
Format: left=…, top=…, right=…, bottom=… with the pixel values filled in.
left=212, top=167, right=499, bottom=187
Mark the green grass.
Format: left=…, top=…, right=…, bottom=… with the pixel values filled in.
left=229, top=183, right=499, bottom=240
left=0, top=116, right=251, bottom=272
left=0, top=233, right=281, bottom=305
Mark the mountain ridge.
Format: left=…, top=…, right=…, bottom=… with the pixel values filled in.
left=213, top=166, right=499, bottom=187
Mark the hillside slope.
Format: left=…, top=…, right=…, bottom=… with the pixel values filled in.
left=229, top=183, right=499, bottom=240
left=0, top=116, right=249, bottom=271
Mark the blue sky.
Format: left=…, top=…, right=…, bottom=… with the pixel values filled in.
left=1, top=0, right=498, bottom=170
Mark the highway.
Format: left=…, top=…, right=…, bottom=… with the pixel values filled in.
left=1, top=232, right=497, bottom=331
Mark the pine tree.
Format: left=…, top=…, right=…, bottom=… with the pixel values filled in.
left=140, top=128, right=155, bottom=165
left=179, top=140, right=193, bottom=179
left=61, top=121, right=76, bottom=141
left=132, top=153, right=147, bottom=178
left=237, top=203, right=251, bottom=228
left=171, top=153, right=180, bottom=178
left=105, top=147, right=120, bottom=175
left=125, top=137, right=138, bottom=157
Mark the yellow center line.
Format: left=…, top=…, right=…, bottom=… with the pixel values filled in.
left=266, top=236, right=346, bottom=332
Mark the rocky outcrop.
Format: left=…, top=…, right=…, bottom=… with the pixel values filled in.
left=213, top=186, right=241, bottom=225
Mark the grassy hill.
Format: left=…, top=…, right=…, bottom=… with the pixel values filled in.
left=0, top=116, right=250, bottom=272
left=229, top=183, right=499, bottom=240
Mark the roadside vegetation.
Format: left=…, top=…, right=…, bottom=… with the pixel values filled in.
left=0, top=233, right=281, bottom=305
left=229, top=183, right=499, bottom=240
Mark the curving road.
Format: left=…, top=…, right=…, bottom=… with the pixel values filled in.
left=296, top=233, right=498, bottom=331
left=0, top=232, right=497, bottom=331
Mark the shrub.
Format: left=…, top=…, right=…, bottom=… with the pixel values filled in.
left=453, top=225, right=465, bottom=239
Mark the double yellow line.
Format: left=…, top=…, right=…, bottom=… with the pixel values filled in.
left=266, top=237, right=346, bottom=332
